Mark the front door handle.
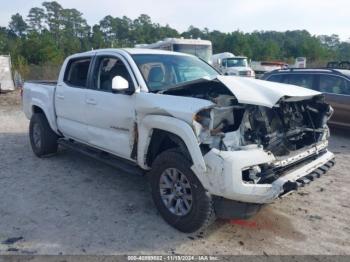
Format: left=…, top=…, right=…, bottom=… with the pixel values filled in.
left=86, top=98, right=97, bottom=105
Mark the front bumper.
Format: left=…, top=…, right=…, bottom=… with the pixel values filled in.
left=202, top=145, right=335, bottom=204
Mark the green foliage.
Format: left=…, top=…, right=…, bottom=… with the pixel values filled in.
left=1, top=1, right=349, bottom=77
left=9, top=13, right=28, bottom=37
left=27, top=7, right=46, bottom=33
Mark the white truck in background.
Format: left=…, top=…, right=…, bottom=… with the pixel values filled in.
left=212, top=52, right=255, bottom=78
left=252, top=57, right=307, bottom=78
left=293, top=57, right=307, bottom=68
left=22, top=48, right=335, bottom=233
left=251, top=61, right=288, bottom=79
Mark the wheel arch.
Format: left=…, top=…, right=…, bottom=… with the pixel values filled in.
left=30, top=101, right=58, bottom=134
left=145, top=129, right=191, bottom=167
left=137, top=115, right=207, bottom=175
left=32, top=105, right=45, bottom=114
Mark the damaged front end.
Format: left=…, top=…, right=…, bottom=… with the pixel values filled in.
left=163, top=76, right=335, bottom=204
left=194, top=94, right=332, bottom=159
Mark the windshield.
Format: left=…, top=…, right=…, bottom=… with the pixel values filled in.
left=173, top=44, right=212, bottom=63
left=223, top=58, right=248, bottom=67
left=132, top=54, right=218, bottom=92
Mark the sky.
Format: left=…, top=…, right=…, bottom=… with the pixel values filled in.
left=0, top=0, right=349, bottom=41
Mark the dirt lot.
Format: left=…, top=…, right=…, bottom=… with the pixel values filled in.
left=0, top=90, right=349, bottom=255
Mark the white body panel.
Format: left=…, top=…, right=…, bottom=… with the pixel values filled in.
left=22, top=82, right=58, bottom=132
left=55, top=83, right=90, bottom=142
left=22, top=48, right=334, bottom=205
left=84, top=89, right=135, bottom=160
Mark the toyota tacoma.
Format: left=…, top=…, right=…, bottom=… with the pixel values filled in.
left=23, top=48, right=335, bottom=232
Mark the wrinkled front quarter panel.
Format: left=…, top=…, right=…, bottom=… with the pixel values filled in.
left=134, top=92, right=214, bottom=124
left=134, top=92, right=214, bottom=177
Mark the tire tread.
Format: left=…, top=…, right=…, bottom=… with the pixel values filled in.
left=29, top=113, right=58, bottom=157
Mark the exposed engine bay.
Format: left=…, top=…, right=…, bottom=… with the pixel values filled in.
left=163, top=80, right=333, bottom=158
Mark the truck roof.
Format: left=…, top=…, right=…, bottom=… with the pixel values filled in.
left=123, top=48, right=192, bottom=56
left=70, top=48, right=193, bottom=58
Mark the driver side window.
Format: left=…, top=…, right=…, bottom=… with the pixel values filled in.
left=93, top=56, right=134, bottom=92
left=221, top=59, right=226, bottom=67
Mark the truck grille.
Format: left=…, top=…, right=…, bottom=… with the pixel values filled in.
left=239, top=71, right=250, bottom=76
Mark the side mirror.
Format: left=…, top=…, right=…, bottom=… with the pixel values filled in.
left=217, top=59, right=221, bottom=66
left=112, top=76, right=129, bottom=92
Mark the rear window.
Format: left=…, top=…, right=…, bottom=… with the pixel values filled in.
left=64, top=58, right=91, bottom=87
left=283, top=74, right=315, bottom=90
left=319, top=75, right=349, bottom=95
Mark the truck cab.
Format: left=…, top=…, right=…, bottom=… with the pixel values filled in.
left=212, top=52, right=255, bottom=78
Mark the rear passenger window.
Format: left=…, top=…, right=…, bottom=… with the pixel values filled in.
left=266, top=74, right=283, bottom=83
left=319, top=75, right=349, bottom=95
left=64, top=58, right=91, bottom=88
left=283, top=74, right=315, bottom=90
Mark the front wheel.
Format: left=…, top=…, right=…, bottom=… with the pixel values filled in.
left=29, top=113, right=58, bottom=157
left=149, top=149, right=215, bottom=233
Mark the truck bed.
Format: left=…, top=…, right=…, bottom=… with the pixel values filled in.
left=22, top=80, right=58, bottom=134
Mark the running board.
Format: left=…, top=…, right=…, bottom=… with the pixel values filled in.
left=58, top=139, right=144, bottom=176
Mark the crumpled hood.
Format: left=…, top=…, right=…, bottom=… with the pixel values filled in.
left=217, top=75, right=321, bottom=108
left=140, top=75, right=322, bottom=124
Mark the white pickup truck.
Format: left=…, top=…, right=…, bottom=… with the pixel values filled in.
left=23, top=48, right=335, bottom=233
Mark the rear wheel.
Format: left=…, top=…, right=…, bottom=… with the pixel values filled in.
left=29, top=113, right=58, bottom=157
left=149, top=149, right=215, bottom=233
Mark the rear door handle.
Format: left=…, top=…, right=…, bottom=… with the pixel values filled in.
left=56, top=94, right=64, bottom=99
left=86, top=98, right=97, bottom=105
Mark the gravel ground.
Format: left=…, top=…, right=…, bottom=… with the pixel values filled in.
left=0, top=90, right=349, bottom=255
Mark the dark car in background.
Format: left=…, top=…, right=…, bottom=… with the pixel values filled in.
left=262, top=68, right=350, bottom=128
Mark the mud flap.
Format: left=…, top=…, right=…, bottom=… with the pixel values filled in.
left=212, top=196, right=263, bottom=219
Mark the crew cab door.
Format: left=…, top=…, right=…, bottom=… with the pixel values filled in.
left=84, top=54, right=136, bottom=160
left=55, top=56, right=92, bottom=142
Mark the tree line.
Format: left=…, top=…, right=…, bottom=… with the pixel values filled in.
left=0, top=1, right=349, bottom=79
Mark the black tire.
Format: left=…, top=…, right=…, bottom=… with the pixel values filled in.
left=29, top=113, right=58, bottom=157
left=149, top=149, right=215, bottom=233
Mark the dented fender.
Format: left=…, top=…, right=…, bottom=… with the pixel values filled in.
left=137, top=115, right=207, bottom=176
